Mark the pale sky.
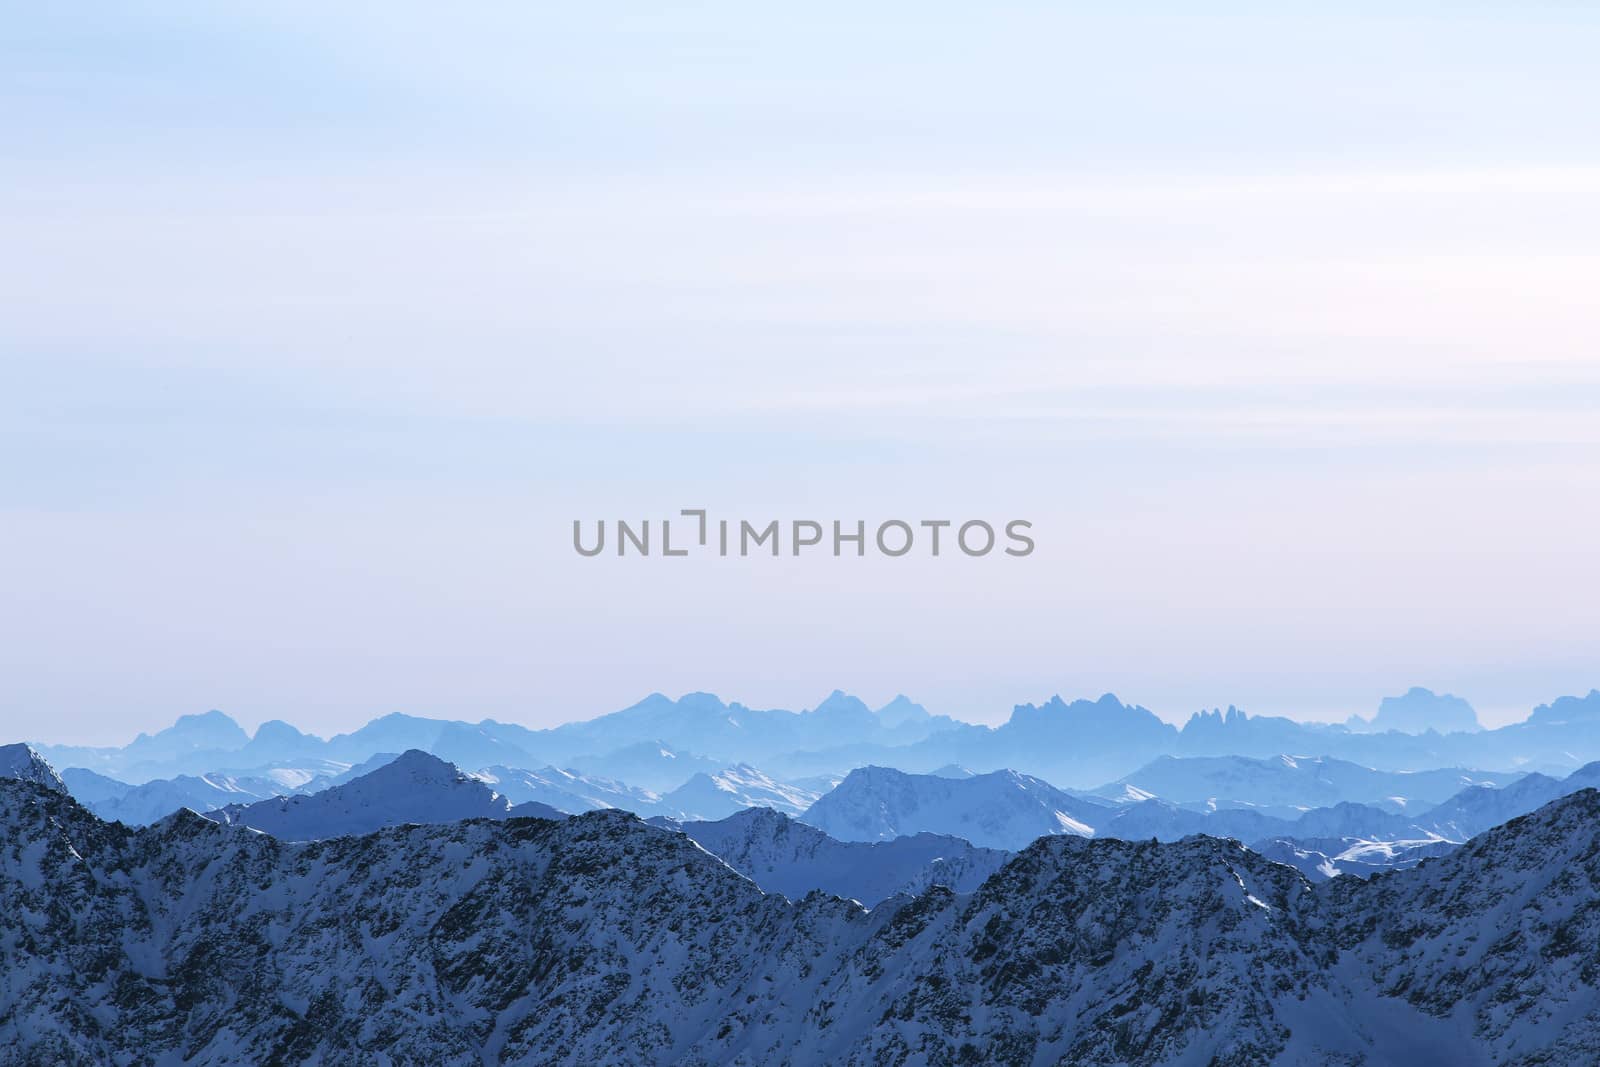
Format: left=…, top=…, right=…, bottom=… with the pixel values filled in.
left=4, top=3, right=1598, bottom=744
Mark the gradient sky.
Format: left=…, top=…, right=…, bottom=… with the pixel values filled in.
left=4, top=3, right=1599, bottom=744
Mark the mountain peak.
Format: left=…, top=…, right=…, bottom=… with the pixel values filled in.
left=131, top=709, right=249, bottom=751
left=371, top=711, right=427, bottom=724
left=807, top=691, right=874, bottom=723
left=1368, top=687, right=1480, bottom=734
left=201, top=748, right=559, bottom=841
left=805, top=764, right=1102, bottom=848
left=0, top=743, right=66, bottom=794
left=183, top=710, right=241, bottom=730
left=875, top=694, right=931, bottom=728
left=373, top=748, right=470, bottom=784
left=251, top=719, right=307, bottom=743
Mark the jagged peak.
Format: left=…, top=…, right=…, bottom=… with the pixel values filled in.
left=0, top=743, right=67, bottom=794
left=1185, top=704, right=1250, bottom=725
left=145, top=805, right=227, bottom=838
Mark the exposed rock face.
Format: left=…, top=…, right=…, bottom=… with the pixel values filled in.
left=3, top=779, right=1600, bottom=1065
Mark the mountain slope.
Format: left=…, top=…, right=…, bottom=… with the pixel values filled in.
left=85, top=771, right=289, bottom=825
left=0, top=743, right=65, bottom=794
left=1324, top=789, right=1600, bottom=1061
left=3, top=778, right=1600, bottom=1063
left=653, top=807, right=1010, bottom=906
left=653, top=764, right=822, bottom=820
left=1414, top=759, right=1600, bottom=839
left=58, top=766, right=132, bottom=805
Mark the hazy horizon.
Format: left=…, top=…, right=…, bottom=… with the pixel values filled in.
left=24, top=682, right=1595, bottom=749
left=5, top=4, right=1597, bottom=744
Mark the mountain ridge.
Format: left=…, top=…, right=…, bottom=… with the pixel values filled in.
left=4, top=776, right=1600, bottom=1063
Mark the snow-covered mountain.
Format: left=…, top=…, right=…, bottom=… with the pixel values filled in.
left=797, top=765, right=1494, bottom=881
left=1253, top=833, right=1458, bottom=881
left=653, top=764, right=822, bottom=820
left=1413, top=759, right=1600, bottom=840
left=475, top=761, right=820, bottom=821
left=562, top=739, right=725, bottom=792
left=1095, top=753, right=1519, bottom=816
left=652, top=807, right=1010, bottom=906
left=802, top=765, right=1112, bottom=849
left=801, top=764, right=1420, bottom=853
left=1100, top=797, right=1289, bottom=841
left=0, top=743, right=65, bottom=794
left=5, top=775, right=1600, bottom=1063
left=1234, top=763, right=1600, bottom=880
left=473, top=764, right=661, bottom=813
left=59, top=754, right=395, bottom=826
left=84, top=771, right=293, bottom=826
left=203, top=750, right=565, bottom=840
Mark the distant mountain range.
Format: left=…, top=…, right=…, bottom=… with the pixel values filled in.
left=19, top=726, right=1600, bottom=892
left=58, top=754, right=395, bottom=826
left=10, top=723, right=1593, bottom=893
left=6, top=772, right=1600, bottom=1063
left=23, top=738, right=1600, bottom=887
left=33, top=687, right=1600, bottom=794
left=800, top=760, right=1600, bottom=881
left=1091, top=752, right=1519, bottom=817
